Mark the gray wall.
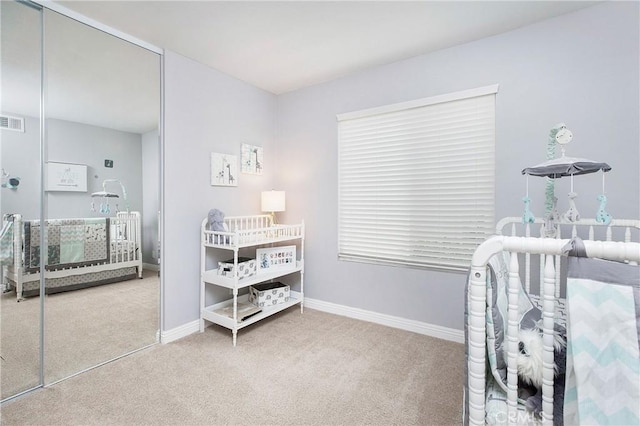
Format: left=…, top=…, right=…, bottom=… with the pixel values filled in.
left=163, top=51, right=277, bottom=331
left=2, top=116, right=144, bottom=221
left=274, top=2, right=639, bottom=331
left=46, top=119, right=143, bottom=219
left=161, top=2, right=638, bottom=333
left=1, top=115, right=40, bottom=219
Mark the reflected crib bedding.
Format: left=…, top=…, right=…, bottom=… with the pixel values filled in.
left=2, top=213, right=142, bottom=300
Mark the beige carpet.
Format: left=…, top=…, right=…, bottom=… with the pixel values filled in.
left=1, top=270, right=159, bottom=400
left=0, top=307, right=464, bottom=425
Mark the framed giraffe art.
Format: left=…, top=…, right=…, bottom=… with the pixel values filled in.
left=210, top=152, right=238, bottom=186
left=240, top=143, right=263, bottom=175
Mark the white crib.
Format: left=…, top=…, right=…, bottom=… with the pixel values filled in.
left=465, top=217, right=640, bottom=425
left=2, top=211, right=143, bottom=301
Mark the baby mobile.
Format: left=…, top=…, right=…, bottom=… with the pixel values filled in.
left=90, top=179, right=130, bottom=215
left=521, top=123, right=612, bottom=237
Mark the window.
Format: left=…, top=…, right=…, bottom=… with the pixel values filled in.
left=337, top=85, right=497, bottom=272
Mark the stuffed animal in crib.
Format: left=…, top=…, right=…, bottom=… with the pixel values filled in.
left=516, top=325, right=567, bottom=424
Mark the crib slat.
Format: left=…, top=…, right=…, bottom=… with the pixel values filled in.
left=13, top=214, right=24, bottom=300
left=542, top=255, right=556, bottom=424
left=507, top=252, right=520, bottom=421
left=539, top=254, right=545, bottom=303
left=555, top=254, right=561, bottom=300
left=554, top=227, right=562, bottom=299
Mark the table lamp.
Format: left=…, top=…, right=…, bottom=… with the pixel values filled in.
left=261, top=190, right=285, bottom=224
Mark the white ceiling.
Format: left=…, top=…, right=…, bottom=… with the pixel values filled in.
left=57, top=0, right=599, bottom=95
left=2, top=1, right=600, bottom=134
left=1, top=0, right=160, bottom=134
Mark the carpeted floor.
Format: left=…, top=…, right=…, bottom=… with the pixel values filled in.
left=0, top=307, right=464, bottom=425
left=1, top=270, right=159, bottom=400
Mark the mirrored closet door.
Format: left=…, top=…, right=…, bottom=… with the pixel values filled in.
left=1, top=0, right=43, bottom=400
left=42, top=7, right=160, bottom=386
left=1, top=0, right=161, bottom=400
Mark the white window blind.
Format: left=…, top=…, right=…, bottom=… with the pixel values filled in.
left=337, top=85, right=497, bottom=272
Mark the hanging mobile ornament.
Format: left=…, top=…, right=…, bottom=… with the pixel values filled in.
left=596, top=172, right=612, bottom=224
left=522, top=175, right=535, bottom=223
left=542, top=194, right=561, bottom=237
left=100, top=197, right=111, bottom=215
left=563, top=174, right=580, bottom=222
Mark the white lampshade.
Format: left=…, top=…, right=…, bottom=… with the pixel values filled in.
left=261, top=190, right=286, bottom=213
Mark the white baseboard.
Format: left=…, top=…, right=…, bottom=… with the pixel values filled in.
left=143, top=262, right=160, bottom=272
left=160, top=319, right=200, bottom=344
left=304, top=298, right=464, bottom=344
left=160, top=299, right=464, bottom=345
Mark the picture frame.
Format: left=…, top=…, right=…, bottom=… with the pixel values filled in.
left=210, top=152, right=238, bottom=186
left=45, top=162, right=87, bottom=192
left=241, top=143, right=263, bottom=175
left=256, top=245, right=296, bottom=274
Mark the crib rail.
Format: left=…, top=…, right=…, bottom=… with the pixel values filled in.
left=496, top=217, right=640, bottom=241
left=467, top=236, right=640, bottom=425
left=201, top=214, right=304, bottom=248
left=496, top=217, right=640, bottom=295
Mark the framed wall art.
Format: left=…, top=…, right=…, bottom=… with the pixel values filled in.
left=241, top=143, right=263, bottom=175
left=210, top=152, right=238, bottom=186
left=256, top=245, right=296, bottom=274
left=45, top=162, right=87, bottom=192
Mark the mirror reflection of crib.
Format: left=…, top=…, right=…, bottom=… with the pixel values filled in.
left=1, top=212, right=143, bottom=302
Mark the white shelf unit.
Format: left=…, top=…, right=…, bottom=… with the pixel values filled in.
left=199, top=214, right=304, bottom=346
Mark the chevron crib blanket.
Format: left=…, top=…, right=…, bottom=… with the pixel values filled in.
left=564, top=256, right=640, bottom=425
left=23, top=218, right=110, bottom=273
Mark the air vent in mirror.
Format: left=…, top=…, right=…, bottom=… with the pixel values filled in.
left=0, top=115, right=25, bottom=132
